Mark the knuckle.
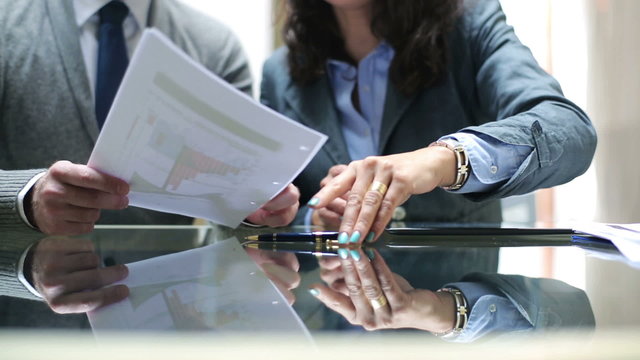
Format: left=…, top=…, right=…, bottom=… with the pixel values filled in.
left=362, top=156, right=379, bottom=169
left=362, top=192, right=380, bottom=206
left=346, top=193, right=363, bottom=207
left=378, top=198, right=395, bottom=214
left=48, top=300, right=68, bottom=314
left=361, top=284, right=379, bottom=299
left=361, top=319, right=377, bottom=330
left=345, top=282, right=363, bottom=297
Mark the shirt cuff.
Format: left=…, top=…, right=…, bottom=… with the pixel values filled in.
left=17, top=243, right=43, bottom=298
left=441, top=133, right=533, bottom=193
left=443, top=281, right=532, bottom=342
left=17, top=171, right=46, bottom=229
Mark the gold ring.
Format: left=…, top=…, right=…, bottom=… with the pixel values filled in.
left=369, top=295, right=388, bottom=309
left=368, top=181, right=388, bottom=196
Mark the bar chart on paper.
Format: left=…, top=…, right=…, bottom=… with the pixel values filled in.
left=88, top=29, right=327, bottom=227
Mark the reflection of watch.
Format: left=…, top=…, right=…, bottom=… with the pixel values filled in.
left=433, top=287, right=468, bottom=338
left=428, top=139, right=470, bottom=190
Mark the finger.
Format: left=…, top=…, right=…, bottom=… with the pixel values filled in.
left=339, top=164, right=378, bottom=243
left=48, top=161, right=129, bottom=195
left=308, top=165, right=357, bottom=209
left=245, top=204, right=298, bottom=227
left=48, top=284, right=129, bottom=314
left=41, top=221, right=95, bottom=236
left=270, top=279, right=296, bottom=306
left=59, top=185, right=128, bottom=210
left=350, top=249, right=391, bottom=322
left=260, top=263, right=301, bottom=290
left=325, top=198, right=346, bottom=216
left=260, top=184, right=300, bottom=212
left=319, top=267, right=345, bottom=285
left=56, top=264, right=129, bottom=294
left=368, top=249, right=410, bottom=310
left=340, top=255, right=374, bottom=324
left=367, top=181, right=409, bottom=243
left=55, top=252, right=102, bottom=273
left=35, top=237, right=95, bottom=255
left=318, top=255, right=342, bottom=270
left=314, top=207, right=341, bottom=229
left=320, top=164, right=349, bottom=187
left=308, top=284, right=358, bottom=325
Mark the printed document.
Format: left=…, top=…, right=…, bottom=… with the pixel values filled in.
left=88, top=29, right=327, bottom=227
left=88, top=239, right=311, bottom=338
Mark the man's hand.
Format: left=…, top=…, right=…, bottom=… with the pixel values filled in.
left=26, top=161, right=130, bottom=235
left=245, top=184, right=300, bottom=227
left=28, top=237, right=129, bottom=314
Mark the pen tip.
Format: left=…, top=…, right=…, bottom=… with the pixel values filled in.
left=245, top=235, right=259, bottom=241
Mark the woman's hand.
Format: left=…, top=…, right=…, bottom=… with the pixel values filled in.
left=309, top=248, right=455, bottom=332
left=307, top=146, right=456, bottom=244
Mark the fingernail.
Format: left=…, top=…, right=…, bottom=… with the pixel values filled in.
left=308, top=288, right=320, bottom=297
left=365, top=231, right=376, bottom=243
left=350, top=250, right=361, bottom=261
left=349, top=231, right=361, bottom=243
left=307, top=197, right=319, bottom=206
left=337, top=248, right=349, bottom=259
left=338, top=232, right=349, bottom=244
left=366, top=249, right=375, bottom=260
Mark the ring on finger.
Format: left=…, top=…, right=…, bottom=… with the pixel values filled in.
left=369, top=294, right=388, bottom=309
left=368, top=181, right=388, bottom=197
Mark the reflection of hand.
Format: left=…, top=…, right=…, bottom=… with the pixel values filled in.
left=307, top=147, right=456, bottom=243
left=164, top=289, right=208, bottom=330
left=244, top=246, right=301, bottom=305
left=310, top=249, right=455, bottom=332
left=28, top=237, right=129, bottom=313
left=26, top=161, right=129, bottom=235
left=245, top=184, right=300, bottom=227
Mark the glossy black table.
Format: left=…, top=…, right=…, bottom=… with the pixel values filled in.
left=1, top=223, right=638, bottom=355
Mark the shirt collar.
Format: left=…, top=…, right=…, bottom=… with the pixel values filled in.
left=327, top=42, right=395, bottom=78
left=73, top=0, right=150, bottom=29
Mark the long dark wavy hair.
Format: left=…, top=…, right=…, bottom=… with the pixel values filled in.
left=283, top=0, right=462, bottom=96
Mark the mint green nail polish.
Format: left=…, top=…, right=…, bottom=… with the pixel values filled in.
left=307, top=197, right=319, bottom=206
left=309, top=288, right=320, bottom=297
left=349, top=231, right=361, bottom=243
left=338, top=248, right=349, bottom=259
left=365, top=232, right=376, bottom=243
left=366, top=249, right=375, bottom=260
left=338, top=232, right=349, bottom=244
left=350, top=250, right=361, bottom=261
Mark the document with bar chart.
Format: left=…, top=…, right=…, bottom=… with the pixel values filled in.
left=88, top=29, right=327, bottom=227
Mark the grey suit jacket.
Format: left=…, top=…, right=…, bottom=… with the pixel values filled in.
left=0, top=0, right=251, bottom=299
left=261, top=0, right=597, bottom=225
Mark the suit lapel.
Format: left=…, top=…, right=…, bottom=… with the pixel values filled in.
left=284, top=77, right=351, bottom=165
left=378, top=83, right=418, bottom=154
left=46, top=1, right=100, bottom=141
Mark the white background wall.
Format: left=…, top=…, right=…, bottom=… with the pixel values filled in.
left=179, top=0, right=274, bottom=99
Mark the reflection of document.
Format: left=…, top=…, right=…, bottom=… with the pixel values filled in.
left=88, top=29, right=327, bottom=227
left=574, top=223, right=640, bottom=265
left=88, top=239, right=311, bottom=339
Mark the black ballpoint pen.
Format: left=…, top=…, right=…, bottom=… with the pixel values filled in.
left=244, top=231, right=339, bottom=243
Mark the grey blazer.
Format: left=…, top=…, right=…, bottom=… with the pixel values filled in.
left=261, top=0, right=597, bottom=224
left=0, top=0, right=251, bottom=299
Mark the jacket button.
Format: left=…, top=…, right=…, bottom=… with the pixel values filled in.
left=392, top=206, right=406, bottom=221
